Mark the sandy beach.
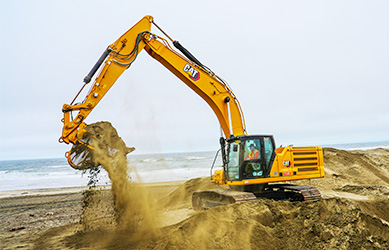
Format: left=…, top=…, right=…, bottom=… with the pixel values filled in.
left=1, top=148, right=388, bottom=249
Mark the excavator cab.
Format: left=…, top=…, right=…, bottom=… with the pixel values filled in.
left=224, top=135, right=276, bottom=182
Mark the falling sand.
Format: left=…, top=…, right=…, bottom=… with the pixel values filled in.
left=80, top=122, right=158, bottom=238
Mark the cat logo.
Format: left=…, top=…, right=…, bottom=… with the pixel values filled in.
left=283, top=161, right=291, bottom=167
left=183, top=64, right=200, bottom=81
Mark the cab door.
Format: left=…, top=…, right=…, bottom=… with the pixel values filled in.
left=262, top=136, right=276, bottom=177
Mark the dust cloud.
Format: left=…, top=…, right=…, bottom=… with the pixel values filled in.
left=81, top=122, right=158, bottom=236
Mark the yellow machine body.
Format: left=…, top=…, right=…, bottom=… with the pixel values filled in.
left=212, top=145, right=324, bottom=186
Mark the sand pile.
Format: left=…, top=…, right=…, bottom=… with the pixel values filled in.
left=51, top=185, right=388, bottom=250
left=158, top=176, right=229, bottom=209
left=322, top=147, right=389, bottom=186
left=148, top=197, right=389, bottom=250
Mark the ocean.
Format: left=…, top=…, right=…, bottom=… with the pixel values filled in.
left=1, top=141, right=388, bottom=191
left=0, top=151, right=219, bottom=191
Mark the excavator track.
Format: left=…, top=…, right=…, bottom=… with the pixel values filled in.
left=261, top=184, right=322, bottom=202
left=192, top=189, right=257, bottom=210
left=192, top=184, right=321, bottom=210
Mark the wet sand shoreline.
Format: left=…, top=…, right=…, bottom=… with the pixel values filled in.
left=0, top=180, right=185, bottom=199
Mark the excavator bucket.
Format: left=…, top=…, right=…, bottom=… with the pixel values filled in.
left=66, top=142, right=97, bottom=170
left=66, top=122, right=134, bottom=170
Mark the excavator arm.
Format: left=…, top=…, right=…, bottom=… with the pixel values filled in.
left=60, top=16, right=153, bottom=145
left=60, top=16, right=247, bottom=168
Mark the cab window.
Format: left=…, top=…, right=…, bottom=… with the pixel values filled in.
left=227, top=142, right=240, bottom=180
left=243, top=139, right=263, bottom=178
left=244, top=139, right=261, bottom=160
left=263, top=137, right=274, bottom=167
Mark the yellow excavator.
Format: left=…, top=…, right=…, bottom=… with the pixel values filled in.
left=60, top=16, right=324, bottom=209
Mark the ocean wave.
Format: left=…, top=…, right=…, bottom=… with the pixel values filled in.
left=185, top=156, right=206, bottom=160
left=46, top=165, right=69, bottom=169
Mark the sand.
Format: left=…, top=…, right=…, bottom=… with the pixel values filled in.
left=1, top=147, right=388, bottom=249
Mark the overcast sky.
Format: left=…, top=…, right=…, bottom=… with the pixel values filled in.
left=1, top=0, right=388, bottom=160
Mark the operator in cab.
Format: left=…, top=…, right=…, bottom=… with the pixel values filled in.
left=245, top=144, right=260, bottom=160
